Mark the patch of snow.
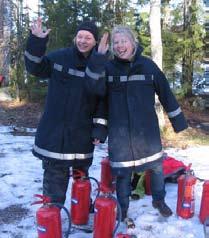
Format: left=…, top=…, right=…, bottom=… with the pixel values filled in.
left=0, top=125, right=208, bottom=238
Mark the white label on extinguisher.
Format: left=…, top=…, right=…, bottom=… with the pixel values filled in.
left=94, top=208, right=98, bottom=213
left=71, top=198, right=78, bottom=204
left=37, top=225, right=47, bottom=233
left=182, top=203, right=190, bottom=208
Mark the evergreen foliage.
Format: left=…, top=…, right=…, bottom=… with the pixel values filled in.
left=6, top=0, right=206, bottom=101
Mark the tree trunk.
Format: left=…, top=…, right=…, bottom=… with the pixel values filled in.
left=0, top=0, right=11, bottom=86
left=149, top=0, right=162, bottom=70
left=149, top=0, right=165, bottom=128
left=182, top=0, right=195, bottom=96
left=0, top=0, right=3, bottom=39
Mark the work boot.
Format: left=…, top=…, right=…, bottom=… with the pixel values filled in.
left=152, top=200, right=173, bottom=217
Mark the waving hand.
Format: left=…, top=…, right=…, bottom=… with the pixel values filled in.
left=98, top=32, right=109, bottom=54
left=31, top=17, right=51, bottom=38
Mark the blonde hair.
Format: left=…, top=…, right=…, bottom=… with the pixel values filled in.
left=111, top=25, right=138, bottom=57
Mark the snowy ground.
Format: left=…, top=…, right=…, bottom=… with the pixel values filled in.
left=0, top=125, right=209, bottom=238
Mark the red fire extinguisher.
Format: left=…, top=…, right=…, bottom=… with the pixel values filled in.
left=100, top=157, right=116, bottom=193
left=32, top=194, right=71, bottom=238
left=144, top=170, right=152, bottom=195
left=93, top=194, right=121, bottom=238
left=71, top=170, right=91, bottom=225
left=176, top=163, right=197, bottom=219
left=199, top=180, right=209, bottom=224
left=71, top=169, right=100, bottom=225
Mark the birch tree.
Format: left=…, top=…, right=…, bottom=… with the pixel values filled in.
left=149, top=0, right=163, bottom=69
left=149, top=0, right=165, bottom=128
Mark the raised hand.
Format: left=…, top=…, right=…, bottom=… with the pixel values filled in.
left=98, top=32, right=109, bottom=54
left=30, top=17, right=51, bottom=38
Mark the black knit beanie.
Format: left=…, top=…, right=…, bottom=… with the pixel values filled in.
left=76, top=21, right=98, bottom=41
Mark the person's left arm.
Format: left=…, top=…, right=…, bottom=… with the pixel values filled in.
left=153, top=64, right=188, bottom=133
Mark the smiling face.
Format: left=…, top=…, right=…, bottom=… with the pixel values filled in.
left=112, top=33, right=135, bottom=60
left=75, top=30, right=96, bottom=56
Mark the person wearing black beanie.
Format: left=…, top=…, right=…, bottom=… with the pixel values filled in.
left=24, top=17, right=109, bottom=207
left=76, top=20, right=98, bottom=41
left=74, top=20, right=100, bottom=57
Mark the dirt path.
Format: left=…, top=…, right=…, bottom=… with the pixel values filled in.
left=0, top=100, right=42, bottom=128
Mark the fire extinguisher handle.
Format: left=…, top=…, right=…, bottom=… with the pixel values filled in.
left=186, top=163, right=192, bottom=171
left=52, top=203, right=71, bottom=238
left=31, top=194, right=51, bottom=205
left=71, top=169, right=86, bottom=179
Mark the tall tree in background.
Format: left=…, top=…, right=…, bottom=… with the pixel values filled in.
left=149, top=0, right=165, bottom=128
left=181, top=0, right=204, bottom=96
left=161, top=0, right=183, bottom=85
left=9, top=0, right=30, bottom=100
left=135, top=11, right=151, bottom=56
left=149, top=0, right=163, bottom=69
left=0, top=0, right=11, bottom=85
left=161, top=0, right=204, bottom=95
left=100, top=0, right=133, bottom=31
left=0, top=0, right=3, bottom=39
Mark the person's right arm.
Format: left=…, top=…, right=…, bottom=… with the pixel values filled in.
left=24, top=18, right=52, bottom=78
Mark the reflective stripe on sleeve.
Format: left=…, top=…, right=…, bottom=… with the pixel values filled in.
left=86, top=67, right=105, bottom=80
left=54, top=63, right=63, bottom=72
left=167, top=107, right=182, bottom=118
left=24, top=51, right=42, bottom=63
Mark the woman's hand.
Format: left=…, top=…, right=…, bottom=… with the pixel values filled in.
left=98, top=32, right=109, bottom=54
left=31, top=17, right=51, bottom=38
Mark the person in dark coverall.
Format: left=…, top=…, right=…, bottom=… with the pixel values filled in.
left=86, top=25, right=188, bottom=220
left=24, top=18, right=109, bottom=205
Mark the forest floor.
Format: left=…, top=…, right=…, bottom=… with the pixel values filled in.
left=0, top=98, right=209, bottom=147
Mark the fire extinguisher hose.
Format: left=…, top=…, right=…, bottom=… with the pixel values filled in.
left=88, top=176, right=101, bottom=207
left=51, top=203, right=71, bottom=238
left=195, top=176, right=205, bottom=182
